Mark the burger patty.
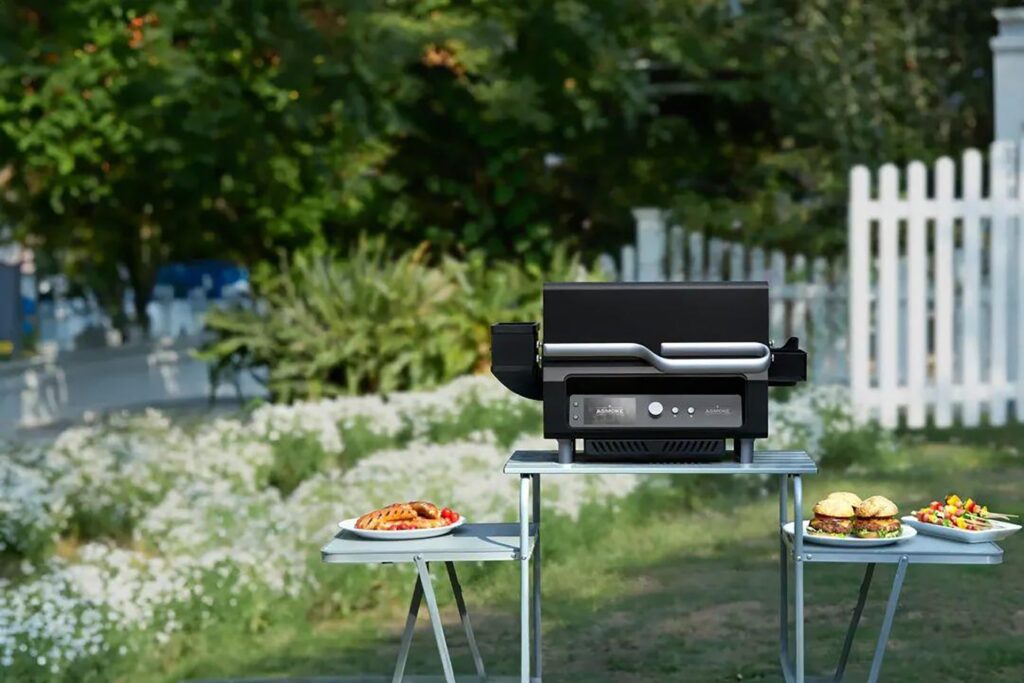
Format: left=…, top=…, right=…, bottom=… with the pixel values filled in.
left=853, top=517, right=901, bottom=537
left=810, top=515, right=853, bottom=534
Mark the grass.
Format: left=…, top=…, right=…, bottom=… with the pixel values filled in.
left=123, top=434, right=1024, bottom=683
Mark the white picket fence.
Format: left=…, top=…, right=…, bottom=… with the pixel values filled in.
left=848, top=140, right=1024, bottom=428
left=609, top=210, right=849, bottom=383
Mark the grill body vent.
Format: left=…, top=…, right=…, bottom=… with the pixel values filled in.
left=581, top=439, right=726, bottom=462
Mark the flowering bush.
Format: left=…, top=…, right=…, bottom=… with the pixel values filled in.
left=0, top=377, right=870, bottom=680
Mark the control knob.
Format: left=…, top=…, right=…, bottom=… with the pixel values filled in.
left=647, top=401, right=664, bottom=417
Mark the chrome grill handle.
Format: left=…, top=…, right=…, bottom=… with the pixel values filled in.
left=542, top=341, right=770, bottom=375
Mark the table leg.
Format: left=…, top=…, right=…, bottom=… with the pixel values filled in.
left=520, top=474, right=531, bottom=683
left=413, top=557, right=456, bottom=683
left=793, top=474, right=805, bottom=683
left=532, top=473, right=542, bottom=682
left=867, top=557, right=908, bottom=683
left=445, top=562, right=486, bottom=680
left=392, top=574, right=424, bottom=683
left=832, top=564, right=875, bottom=682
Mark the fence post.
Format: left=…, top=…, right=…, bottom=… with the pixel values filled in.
left=769, top=251, right=787, bottom=343
left=597, top=253, right=619, bottom=280
left=633, top=208, right=666, bottom=281
left=729, top=243, right=746, bottom=281
left=905, top=161, right=928, bottom=428
left=989, top=141, right=1014, bottom=425
left=621, top=245, right=637, bottom=282
left=668, top=225, right=685, bottom=280
left=707, top=239, right=726, bottom=280
left=1017, top=140, right=1024, bottom=422
left=688, top=232, right=704, bottom=280
left=962, top=149, right=984, bottom=427
left=750, top=247, right=766, bottom=282
left=848, top=165, right=872, bottom=422
left=790, top=254, right=808, bottom=344
left=933, top=157, right=956, bottom=428
left=992, top=9, right=1024, bottom=141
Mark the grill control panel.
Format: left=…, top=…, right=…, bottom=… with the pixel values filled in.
left=568, top=394, right=742, bottom=429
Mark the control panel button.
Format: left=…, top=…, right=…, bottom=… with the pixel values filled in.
left=671, top=406, right=679, bottom=415
left=687, top=406, right=695, bottom=415
left=648, top=401, right=664, bottom=417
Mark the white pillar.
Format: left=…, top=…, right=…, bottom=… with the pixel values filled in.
left=632, top=208, right=666, bottom=282
left=992, top=7, right=1024, bottom=141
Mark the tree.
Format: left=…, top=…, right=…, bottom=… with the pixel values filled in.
left=0, top=0, right=1010, bottom=320
left=0, top=1, right=403, bottom=330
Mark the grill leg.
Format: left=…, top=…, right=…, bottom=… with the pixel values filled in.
left=737, top=438, right=754, bottom=463
left=392, top=575, right=424, bottom=683
left=557, top=438, right=574, bottom=464
left=833, top=564, right=875, bottom=682
left=413, top=557, right=456, bottom=683
left=867, top=557, right=908, bottom=683
left=445, top=562, right=486, bottom=680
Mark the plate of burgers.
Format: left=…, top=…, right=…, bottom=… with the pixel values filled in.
left=784, top=491, right=916, bottom=547
left=339, top=501, right=464, bottom=540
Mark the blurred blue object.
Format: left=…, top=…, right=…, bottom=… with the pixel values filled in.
left=154, top=260, right=249, bottom=299
left=21, top=295, right=34, bottom=336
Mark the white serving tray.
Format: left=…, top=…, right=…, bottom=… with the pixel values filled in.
left=901, top=516, right=1020, bottom=544
left=784, top=520, right=916, bottom=547
left=339, top=516, right=465, bottom=540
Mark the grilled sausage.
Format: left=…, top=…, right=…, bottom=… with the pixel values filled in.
left=355, top=503, right=418, bottom=530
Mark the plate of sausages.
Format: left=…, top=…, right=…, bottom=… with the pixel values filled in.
left=339, top=501, right=464, bottom=540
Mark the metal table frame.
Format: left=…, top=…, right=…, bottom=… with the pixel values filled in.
left=778, top=475, right=1003, bottom=683
left=321, top=522, right=536, bottom=683
left=506, top=449, right=818, bottom=683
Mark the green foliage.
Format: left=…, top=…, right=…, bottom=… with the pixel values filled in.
left=0, top=0, right=401, bottom=323
left=200, top=238, right=462, bottom=399
left=446, top=244, right=599, bottom=372
left=200, top=239, right=599, bottom=399
left=418, top=395, right=542, bottom=449
left=0, top=0, right=1007, bottom=313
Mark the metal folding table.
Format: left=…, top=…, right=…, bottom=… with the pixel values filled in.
left=778, top=510, right=1003, bottom=683
left=323, top=450, right=1005, bottom=682
left=504, top=449, right=819, bottom=683
left=321, top=522, right=536, bottom=683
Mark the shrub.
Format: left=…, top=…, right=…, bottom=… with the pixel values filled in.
left=201, top=238, right=466, bottom=400
left=200, top=238, right=600, bottom=399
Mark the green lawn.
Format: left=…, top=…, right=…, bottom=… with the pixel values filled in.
left=144, top=437, right=1024, bottom=683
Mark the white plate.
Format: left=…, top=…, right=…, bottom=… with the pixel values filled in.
left=338, top=515, right=464, bottom=540
left=783, top=520, right=916, bottom=547
left=901, top=515, right=1021, bottom=544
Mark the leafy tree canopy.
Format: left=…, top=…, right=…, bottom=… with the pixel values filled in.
left=0, top=0, right=1010, bottom=326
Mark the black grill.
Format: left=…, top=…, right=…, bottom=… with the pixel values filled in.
left=491, top=282, right=807, bottom=464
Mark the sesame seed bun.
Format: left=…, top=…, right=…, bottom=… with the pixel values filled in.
left=855, top=495, right=898, bottom=519
left=826, top=491, right=862, bottom=507
left=813, top=498, right=856, bottom=519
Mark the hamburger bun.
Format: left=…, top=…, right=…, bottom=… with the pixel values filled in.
left=826, top=491, right=862, bottom=507
left=855, top=496, right=898, bottom=519
left=813, top=498, right=856, bottom=518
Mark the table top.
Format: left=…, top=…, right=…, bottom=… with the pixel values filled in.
left=322, top=522, right=535, bottom=564
left=504, top=449, right=818, bottom=475
left=784, top=529, right=1003, bottom=565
